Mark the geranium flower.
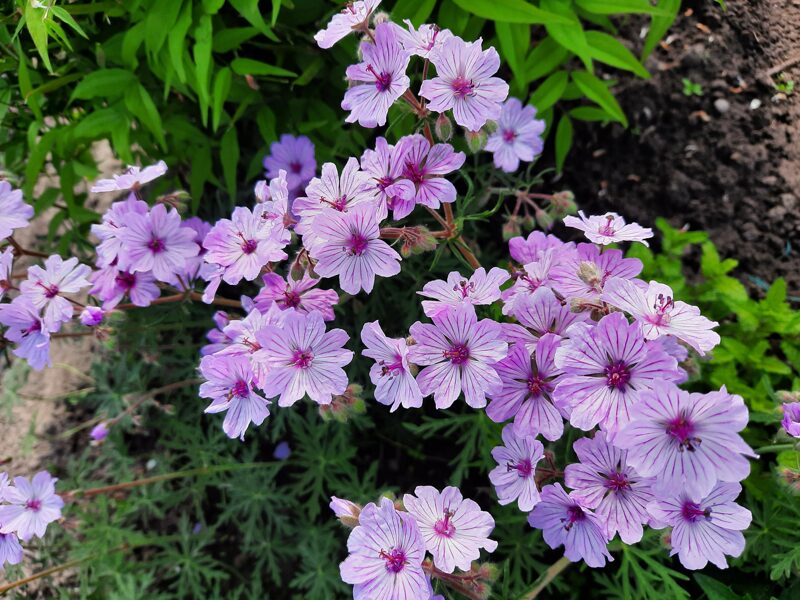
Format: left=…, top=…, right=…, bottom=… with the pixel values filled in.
left=486, top=98, right=545, bottom=173
left=315, top=0, right=382, bottom=49
left=489, top=424, right=545, bottom=511
left=403, top=486, right=497, bottom=573
left=89, top=266, right=160, bottom=309
left=420, top=36, right=509, bottom=131
left=263, top=134, right=316, bottom=194
left=361, top=320, right=422, bottom=412
left=0, top=471, right=64, bottom=541
left=398, top=134, right=465, bottom=209
left=254, top=271, right=339, bottom=321
left=360, top=137, right=416, bottom=220
left=90, top=161, right=168, bottom=193
left=0, top=297, right=52, bottom=370
left=550, top=243, right=642, bottom=303
left=0, top=247, right=14, bottom=301
left=19, top=255, right=91, bottom=329
left=394, top=20, right=452, bottom=58
left=783, top=402, right=800, bottom=438
left=0, top=181, right=34, bottom=241
left=418, top=267, right=509, bottom=318
left=564, top=211, right=653, bottom=246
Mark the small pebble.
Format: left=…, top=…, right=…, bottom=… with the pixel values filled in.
left=749, top=98, right=762, bottom=110
left=714, top=98, right=730, bottom=113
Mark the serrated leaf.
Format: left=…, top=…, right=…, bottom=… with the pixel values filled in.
left=230, top=58, right=296, bottom=78
left=571, top=70, right=628, bottom=126
left=585, top=30, right=650, bottom=78
left=554, top=114, right=573, bottom=173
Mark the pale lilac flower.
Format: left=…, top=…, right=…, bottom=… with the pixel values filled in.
left=90, top=266, right=160, bottom=310
left=528, top=483, right=612, bottom=568
left=0, top=247, right=14, bottom=301
left=647, top=482, right=751, bottom=570
left=398, top=134, right=465, bottom=209
left=0, top=297, right=52, bottom=369
left=508, top=231, right=572, bottom=266
left=294, top=158, right=374, bottom=243
left=254, top=271, right=339, bottom=320
left=420, top=36, right=509, bottom=131
left=0, top=471, right=64, bottom=541
left=360, top=137, right=416, bottom=220
left=200, top=354, right=270, bottom=440
left=651, top=334, right=689, bottom=364
left=564, top=211, right=653, bottom=246
left=256, top=310, right=354, bottom=406
left=90, top=421, right=110, bottom=442
left=554, top=312, right=681, bottom=434
left=361, top=320, right=422, bottom=412
left=501, top=249, right=558, bottom=316
left=409, top=304, right=508, bottom=409
left=315, top=0, right=381, bottom=49
left=255, top=171, right=295, bottom=240
left=118, top=204, right=199, bottom=281
left=203, top=206, right=287, bottom=285
left=0, top=531, right=23, bottom=569
left=20, top=255, right=91, bottom=329
left=616, top=381, right=757, bottom=499
left=602, top=278, right=720, bottom=355
left=310, top=205, right=401, bottom=295
left=783, top=402, right=800, bottom=438
left=91, top=194, right=149, bottom=267
left=487, top=334, right=565, bottom=441
left=0, top=181, right=34, bottom=240
left=505, top=287, right=589, bottom=347
left=263, top=134, right=316, bottom=193
left=343, top=23, right=411, bottom=128
left=79, top=306, right=104, bottom=327
left=419, top=267, right=509, bottom=318
left=90, top=161, right=168, bottom=193
left=201, top=311, right=233, bottom=356
left=171, top=216, right=212, bottom=285
left=486, top=98, right=545, bottom=173
left=339, top=497, right=428, bottom=600
left=489, top=424, right=545, bottom=511
left=219, top=304, right=286, bottom=385
left=0, top=473, right=9, bottom=502
left=550, top=243, right=642, bottom=303
left=394, top=20, right=452, bottom=58
left=564, top=432, right=655, bottom=544
left=403, top=486, right=497, bottom=574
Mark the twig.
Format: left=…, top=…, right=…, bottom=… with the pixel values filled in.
left=766, top=53, right=800, bottom=77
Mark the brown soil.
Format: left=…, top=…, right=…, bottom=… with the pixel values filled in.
left=562, top=0, right=800, bottom=293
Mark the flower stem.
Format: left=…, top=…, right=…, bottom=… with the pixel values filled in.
left=7, top=236, right=49, bottom=258
left=754, top=443, right=797, bottom=454
left=519, top=556, right=572, bottom=600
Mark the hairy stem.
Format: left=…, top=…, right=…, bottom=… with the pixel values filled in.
left=519, top=556, right=572, bottom=600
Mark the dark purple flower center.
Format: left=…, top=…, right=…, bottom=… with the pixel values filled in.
left=289, top=161, right=302, bottom=174
left=527, top=374, right=549, bottom=397
left=240, top=238, right=259, bottom=255
left=148, top=237, right=166, bottom=253
left=26, top=498, right=42, bottom=512
left=507, top=458, right=533, bottom=478
left=231, top=379, right=249, bottom=398
left=116, top=271, right=137, bottom=291
left=376, top=176, right=394, bottom=192
left=379, top=355, right=404, bottom=377
left=24, top=321, right=42, bottom=336
left=562, top=505, right=585, bottom=531
left=37, top=281, right=60, bottom=299
left=322, top=195, right=349, bottom=211
left=605, top=361, right=631, bottom=390
left=379, top=548, right=407, bottom=573
left=604, top=470, right=630, bottom=492
left=666, top=414, right=702, bottom=452
left=347, top=233, right=369, bottom=256
left=291, top=349, right=314, bottom=369
left=402, top=161, right=425, bottom=185
left=434, top=510, right=456, bottom=537
left=283, top=289, right=302, bottom=309
left=502, top=129, right=516, bottom=143
left=451, top=76, right=475, bottom=98
left=453, top=279, right=474, bottom=299
left=598, top=215, right=616, bottom=236
left=444, top=343, right=470, bottom=365
left=681, top=500, right=711, bottom=522
left=366, top=64, right=393, bottom=92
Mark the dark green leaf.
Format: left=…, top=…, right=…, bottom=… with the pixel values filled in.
left=125, top=84, right=167, bottom=150
left=529, top=70, right=568, bottom=112
left=693, top=574, right=744, bottom=600
left=554, top=114, right=573, bottom=173
left=523, top=35, right=569, bottom=81
left=193, top=15, right=213, bottom=127
left=212, top=27, right=259, bottom=53
left=212, top=67, right=232, bottom=132
left=451, top=0, right=571, bottom=24
left=71, top=69, right=137, bottom=101
left=571, top=70, right=628, bottom=126
left=393, top=0, right=437, bottom=23
left=221, top=127, right=240, bottom=200
left=229, top=0, right=279, bottom=41
left=231, top=58, right=296, bottom=78
left=585, top=30, right=650, bottom=78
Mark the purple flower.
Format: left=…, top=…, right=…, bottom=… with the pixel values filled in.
left=0, top=247, right=15, bottom=301
left=118, top=204, right=199, bottom=281
left=500, top=249, right=559, bottom=315
left=485, top=98, right=545, bottom=173
left=0, top=531, right=23, bottom=569
left=398, top=134, right=465, bottom=209
left=273, top=441, right=291, bottom=460
left=408, top=304, right=508, bottom=409
left=254, top=271, right=339, bottom=320
left=220, top=304, right=286, bottom=385
left=203, top=206, right=287, bottom=285
left=420, top=36, right=509, bottom=131
left=504, top=286, right=589, bottom=346
left=361, top=320, right=422, bottom=412
left=90, top=161, right=168, bottom=193
left=315, top=0, right=381, bottom=49
left=343, top=23, right=411, bottom=128
left=550, top=243, right=642, bottom=303
left=554, top=312, right=681, bottom=434
left=91, top=194, right=149, bottom=267
left=255, top=310, right=354, bottom=406
left=200, top=354, right=270, bottom=440
left=339, top=497, right=428, bottom=600
left=263, top=134, right=316, bottom=193
left=255, top=171, right=295, bottom=240
left=0, top=471, right=64, bottom=541
left=602, top=278, right=720, bottom=356
left=527, top=483, right=612, bottom=568
left=90, top=421, right=110, bottom=442
left=616, top=381, right=757, bottom=499
left=403, top=486, right=497, bottom=573
left=89, top=266, right=160, bottom=310
left=564, top=432, right=655, bottom=544
left=79, top=306, right=104, bottom=327
left=310, top=205, right=401, bottom=295
left=487, top=334, right=565, bottom=441
left=20, top=255, right=91, bottom=329
left=782, top=402, right=800, bottom=438
left=0, top=181, right=34, bottom=241
left=0, top=473, right=9, bottom=502
left=508, top=231, right=572, bottom=266
left=489, top=424, right=545, bottom=511
left=330, top=496, right=361, bottom=522
left=647, top=482, right=751, bottom=570
left=0, top=297, right=52, bottom=370
left=360, top=137, right=416, bottom=220
left=419, top=267, right=509, bottom=318
left=201, top=311, right=233, bottom=356
left=170, top=216, right=213, bottom=286
left=394, top=20, right=452, bottom=58
left=564, top=211, right=653, bottom=247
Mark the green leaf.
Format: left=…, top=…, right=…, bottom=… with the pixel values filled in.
left=585, top=30, right=650, bottom=78
left=693, top=574, right=744, bottom=600
left=125, top=84, right=167, bottom=150
left=212, top=67, right=232, bottom=132
left=73, top=107, right=121, bottom=139
left=229, top=0, right=279, bottom=41
left=392, top=0, right=437, bottom=23
left=212, top=27, right=259, bottom=53
left=24, top=3, right=52, bottom=73
left=570, top=106, right=613, bottom=121
left=121, top=20, right=146, bottom=69
left=24, top=128, right=58, bottom=197
left=221, top=127, right=240, bottom=200
left=540, top=0, right=593, bottom=71
left=145, top=0, right=183, bottom=59
left=451, top=0, right=571, bottom=24
left=571, top=70, right=628, bottom=126
left=523, top=35, right=569, bottom=81
left=271, top=0, right=281, bottom=26
left=575, top=0, right=672, bottom=14
left=25, top=73, right=84, bottom=101
left=643, top=0, right=680, bottom=59
left=529, top=70, right=568, bottom=112
left=71, top=69, right=137, bottom=101
left=193, top=15, right=214, bottom=127
left=554, top=114, right=573, bottom=173
left=169, top=1, right=193, bottom=82
left=190, top=143, right=213, bottom=212
left=16, top=51, right=43, bottom=122
left=230, top=58, right=296, bottom=78
left=495, top=22, right=531, bottom=92
left=50, top=6, right=88, bottom=39
left=256, top=107, right=277, bottom=144
left=202, top=0, right=226, bottom=13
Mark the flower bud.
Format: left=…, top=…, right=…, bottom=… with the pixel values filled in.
left=400, top=226, right=438, bottom=257
left=319, top=384, right=365, bottom=422
left=482, top=119, right=499, bottom=135
left=90, top=422, right=110, bottom=444
left=577, top=261, right=602, bottom=290
left=465, top=128, right=488, bottom=153
left=330, top=496, right=362, bottom=528
left=777, top=390, right=800, bottom=403
left=502, top=215, right=522, bottom=241
left=434, top=113, right=452, bottom=142
left=254, top=180, right=269, bottom=203
left=372, top=11, right=391, bottom=26
left=550, top=190, right=577, bottom=217
left=534, top=207, right=555, bottom=231
left=80, top=306, right=104, bottom=327
left=779, top=467, right=800, bottom=493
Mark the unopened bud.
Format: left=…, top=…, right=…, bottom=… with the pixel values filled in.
left=777, top=390, right=800, bottom=403
left=434, top=113, right=453, bottom=141
left=372, top=11, right=391, bottom=25
left=779, top=467, right=800, bottom=493
left=290, top=251, right=313, bottom=281
left=400, top=226, right=437, bottom=258
left=502, top=215, right=522, bottom=241
left=254, top=180, right=269, bottom=202
left=465, top=128, right=488, bottom=153
left=330, top=496, right=362, bottom=528
left=319, top=384, right=364, bottom=422
left=577, top=261, right=602, bottom=289
left=534, top=207, right=555, bottom=231
left=482, top=119, right=499, bottom=135
left=550, top=190, right=577, bottom=217
left=90, top=422, right=110, bottom=444
left=477, top=562, right=499, bottom=583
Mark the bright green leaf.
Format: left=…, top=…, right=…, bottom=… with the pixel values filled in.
left=229, top=0, right=279, bottom=41
left=24, top=3, right=52, bottom=73
left=523, top=36, right=569, bottom=81
left=451, top=0, right=571, bottom=24
left=71, top=69, right=137, bottom=101
left=643, top=0, right=680, bottom=58
left=212, top=67, right=232, bottom=132
left=231, top=58, right=296, bottom=78
left=169, top=1, right=193, bottom=82
left=529, top=70, right=568, bottom=112
left=576, top=0, right=672, bottom=14
left=571, top=70, right=628, bottom=126
left=585, top=30, right=650, bottom=78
